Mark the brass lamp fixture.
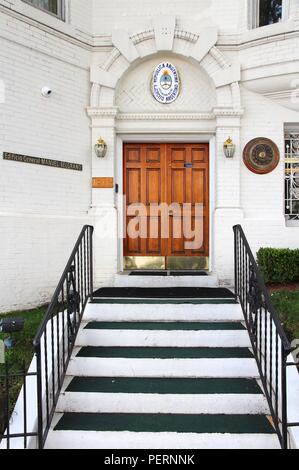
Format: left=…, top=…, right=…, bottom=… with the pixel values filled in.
left=94, top=137, right=107, bottom=158
left=223, top=137, right=236, bottom=158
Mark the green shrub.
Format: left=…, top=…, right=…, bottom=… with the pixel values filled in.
left=271, top=291, right=299, bottom=341
left=257, top=248, right=299, bottom=284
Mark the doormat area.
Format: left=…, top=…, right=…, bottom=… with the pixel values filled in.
left=93, top=287, right=235, bottom=299
left=128, top=271, right=208, bottom=277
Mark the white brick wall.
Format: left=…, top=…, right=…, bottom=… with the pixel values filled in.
left=0, top=0, right=299, bottom=310
left=0, top=1, right=93, bottom=311
left=0, top=0, right=93, bottom=39
left=91, top=0, right=246, bottom=35
left=0, top=214, right=90, bottom=312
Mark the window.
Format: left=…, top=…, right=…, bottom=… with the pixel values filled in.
left=23, top=0, right=64, bottom=19
left=259, top=0, right=282, bottom=26
left=250, top=0, right=289, bottom=28
left=285, top=131, right=299, bottom=222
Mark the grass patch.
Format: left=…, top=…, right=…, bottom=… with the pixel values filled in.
left=0, top=306, right=47, bottom=422
left=271, top=290, right=299, bottom=342
left=0, top=306, right=47, bottom=373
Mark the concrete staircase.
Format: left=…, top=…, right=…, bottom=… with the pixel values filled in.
left=45, top=284, right=280, bottom=450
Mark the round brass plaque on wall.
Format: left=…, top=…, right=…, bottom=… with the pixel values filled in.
left=243, top=138, right=280, bottom=175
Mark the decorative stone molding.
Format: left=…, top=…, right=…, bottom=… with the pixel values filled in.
left=190, top=27, right=218, bottom=63
left=264, top=90, right=294, bottom=101
left=117, top=112, right=215, bottom=121
left=210, top=46, right=231, bottom=69
left=153, top=16, right=176, bottom=51
left=87, top=107, right=119, bottom=118
left=91, top=68, right=118, bottom=89
left=112, top=30, right=139, bottom=63
left=174, top=29, right=199, bottom=43
left=130, top=30, right=155, bottom=45
left=102, top=48, right=121, bottom=71
left=263, top=89, right=299, bottom=111
left=213, top=108, right=244, bottom=117
left=130, top=27, right=200, bottom=46
left=89, top=18, right=242, bottom=112
left=212, top=63, right=241, bottom=88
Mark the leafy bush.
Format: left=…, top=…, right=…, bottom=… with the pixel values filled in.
left=257, top=248, right=299, bottom=284
left=271, top=291, right=299, bottom=341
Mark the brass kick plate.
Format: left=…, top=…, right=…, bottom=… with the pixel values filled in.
left=124, top=257, right=165, bottom=270
left=124, top=257, right=209, bottom=271
left=167, top=257, right=209, bottom=270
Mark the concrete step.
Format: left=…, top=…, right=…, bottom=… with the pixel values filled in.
left=63, top=376, right=264, bottom=395
left=56, top=392, right=270, bottom=415
left=76, top=328, right=251, bottom=348
left=83, top=303, right=244, bottom=323
left=67, top=357, right=259, bottom=378
left=114, top=274, right=219, bottom=288
left=45, top=429, right=280, bottom=449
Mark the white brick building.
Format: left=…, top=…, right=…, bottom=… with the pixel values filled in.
left=1, top=0, right=299, bottom=311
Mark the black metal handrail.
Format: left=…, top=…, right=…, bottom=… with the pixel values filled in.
left=0, top=363, right=38, bottom=449
left=33, top=225, right=94, bottom=449
left=234, top=225, right=295, bottom=449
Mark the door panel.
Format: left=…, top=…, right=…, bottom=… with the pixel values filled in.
left=124, top=143, right=209, bottom=260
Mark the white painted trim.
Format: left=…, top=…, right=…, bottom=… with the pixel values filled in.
left=115, top=133, right=216, bottom=274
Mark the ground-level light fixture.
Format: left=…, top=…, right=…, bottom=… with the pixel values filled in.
left=223, top=137, right=236, bottom=158
left=94, top=137, right=108, bottom=158
left=0, top=318, right=24, bottom=333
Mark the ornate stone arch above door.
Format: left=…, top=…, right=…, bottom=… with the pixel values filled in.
left=88, top=17, right=242, bottom=113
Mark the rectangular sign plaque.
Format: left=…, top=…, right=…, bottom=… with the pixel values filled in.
left=3, top=152, right=83, bottom=172
left=92, top=177, right=114, bottom=189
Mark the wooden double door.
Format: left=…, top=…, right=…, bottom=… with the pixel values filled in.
left=124, top=143, right=209, bottom=269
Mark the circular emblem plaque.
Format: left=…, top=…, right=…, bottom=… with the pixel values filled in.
left=243, top=138, right=280, bottom=175
left=152, top=62, right=180, bottom=104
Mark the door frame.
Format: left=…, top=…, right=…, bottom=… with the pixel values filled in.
left=116, top=133, right=216, bottom=273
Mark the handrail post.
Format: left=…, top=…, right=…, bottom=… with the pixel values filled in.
left=234, top=226, right=238, bottom=302
left=90, top=227, right=94, bottom=302
left=35, top=346, right=43, bottom=450
left=281, top=346, right=288, bottom=450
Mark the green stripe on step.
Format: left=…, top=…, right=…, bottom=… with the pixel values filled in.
left=54, top=413, right=275, bottom=434
left=66, top=377, right=263, bottom=395
left=84, top=322, right=246, bottom=331
left=77, top=347, right=253, bottom=359
left=90, top=299, right=238, bottom=305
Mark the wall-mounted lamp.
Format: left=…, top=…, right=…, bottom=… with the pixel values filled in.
left=223, top=137, right=236, bottom=159
left=94, top=137, right=108, bottom=159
